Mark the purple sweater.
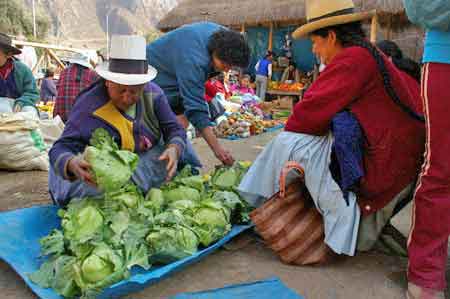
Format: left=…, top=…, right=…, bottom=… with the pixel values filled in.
left=49, top=80, right=186, bottom=179
left=40, top=78, right=57, bottom=101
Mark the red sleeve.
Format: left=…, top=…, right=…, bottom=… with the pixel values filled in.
left=285, top=48, right=377, bottom=135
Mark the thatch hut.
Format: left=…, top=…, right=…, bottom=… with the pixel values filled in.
left=158, top=0, right=412, bottom=32
left=157, top=0, right=423, bottom=71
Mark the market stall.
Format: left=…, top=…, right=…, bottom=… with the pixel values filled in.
left=266, top=81, right=305, bottom=103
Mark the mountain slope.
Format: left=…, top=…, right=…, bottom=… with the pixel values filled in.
left=23, top=0, right=177, bottom=47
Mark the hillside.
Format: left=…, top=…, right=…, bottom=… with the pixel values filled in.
left=22, top=0, right=177, bottom=47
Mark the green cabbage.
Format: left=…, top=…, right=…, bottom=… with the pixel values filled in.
left=164, top=186, right=201, bottom=203
left=191, top=200, right=231, bottom=247
left=144, top=188, right=165, bottom=214
left=168, top=199, right=197, bottom=211
left=178, top=175, right=205, bottom=192
left=211, top=163, right=251, bottom=190
left=146, top=225, right=199, bottom=264
left=81, top=254, right=114, bottom=283
left=84, top=128, right=139, bottom=192
left=74, top=243, right=127, bottom=291
left=107, top=183, right=143, bottom=209
left=60, top=199, right=104, bottom=244
left=30, top=159, right=255, bottom=298
left=211, top=167, right=239, bottom=189
left=212, top=191, right=242, bottom=210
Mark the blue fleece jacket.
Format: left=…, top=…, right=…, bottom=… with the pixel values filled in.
left=146, top=22, right=226, bottom=130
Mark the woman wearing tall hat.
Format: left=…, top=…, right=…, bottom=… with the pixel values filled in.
left=238, top=0, right=425, bottom=258
left=0, top=33, right=39, bottom=115
left=48, top=35, right=187, bottom=206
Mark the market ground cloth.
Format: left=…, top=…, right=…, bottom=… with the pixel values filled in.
left=0, top=205, right=251, bottom=299
left=169, top=277, right=304, bottom=299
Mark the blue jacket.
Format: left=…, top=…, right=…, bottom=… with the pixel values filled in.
left=49, top=81, right=186, bottom=179
left=147, top=22, right=226, bottom=130
left=256, top=58, right=271, bottom=77
left=404, top=0, right=450, bottom=64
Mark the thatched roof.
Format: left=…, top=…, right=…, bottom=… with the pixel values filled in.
left=157, top=0, right=409, bottom=31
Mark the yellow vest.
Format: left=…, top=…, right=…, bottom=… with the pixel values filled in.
left=93, top=101, right=135, bottom=151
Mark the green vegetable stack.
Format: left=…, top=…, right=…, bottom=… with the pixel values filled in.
left=30, top=129, right=252, bottom=299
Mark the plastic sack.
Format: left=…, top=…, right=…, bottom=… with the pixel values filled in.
left=39, top=115, right=65, bottom=148
left=0, top=112, right=49, bottom=171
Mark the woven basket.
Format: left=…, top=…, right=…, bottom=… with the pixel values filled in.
left=250, top=161, right=331, bottom=265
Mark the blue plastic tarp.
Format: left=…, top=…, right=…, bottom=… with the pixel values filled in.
left=169, top=277, right=304, bottom=299
left=0, top=205, right=252, bottom=299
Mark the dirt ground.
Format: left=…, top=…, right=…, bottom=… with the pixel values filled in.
left=0, top=131, right=448, bottom=299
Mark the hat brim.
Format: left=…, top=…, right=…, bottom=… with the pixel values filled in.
left=1, top=44, right=22, bottom=56
left=292, top=10, right=376, bottom=39
left=68, top=59, right=93, bottom=69
left=95, top=62, right=157, bottom=85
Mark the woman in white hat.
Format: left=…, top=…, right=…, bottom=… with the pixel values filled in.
left=48, top=35, right=188, bottom=206
left=239, top=0, right=425, bottom=259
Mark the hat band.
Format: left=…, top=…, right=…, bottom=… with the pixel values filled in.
left=109, top=58, right=148, bottom=75
left=308, top=8, right=355, bottom=23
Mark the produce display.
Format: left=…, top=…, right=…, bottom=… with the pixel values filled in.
left=29, top=129, right=252, bottom=299
left=214, top=112, right=282, bottom=139
left=268, top=81, right=304, bottom=92
left=36, top=101, right=55, bottom=115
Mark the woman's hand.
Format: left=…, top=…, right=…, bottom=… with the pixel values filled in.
left=13, top=103, right=22, bottom=113
left=214, top=146, right=235, bottom=166
left=67, top=156, right=96, bottom=187
left=159, top=145, right=180, bottom=181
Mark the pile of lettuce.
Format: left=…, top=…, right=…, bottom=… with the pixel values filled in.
left=30, top=130, right=252, bottom=299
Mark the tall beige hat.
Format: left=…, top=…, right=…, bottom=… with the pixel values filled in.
left=292, top=0, right=376, bottom=39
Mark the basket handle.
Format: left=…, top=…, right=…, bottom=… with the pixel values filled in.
left=279, top=161, right=305, bottom=199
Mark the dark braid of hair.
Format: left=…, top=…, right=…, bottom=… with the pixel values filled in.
left=314, top=22, right=424, bottom=122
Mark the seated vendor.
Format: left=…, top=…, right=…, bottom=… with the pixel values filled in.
left=238, top=0, right=425, bottom=258
left=0, top=33, right=39, bottom=116
left=48, top=35, right=188, bottom=206
left=230, top=74, right=255, bottom=96
left=280, top=61, right=301, bottom=84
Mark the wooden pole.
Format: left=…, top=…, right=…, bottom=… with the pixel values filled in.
left=12, top=40, right=89, bottom=54
left=241, top=24, right=246, bottom=34
left=384, top=17, right=392, bottom=40
left=32, top=52, right=46, bottom=74
left=370, top=14, right=378, bottom=44
left=47, top=49, right=66, bottom=69
left=268, top=22, right=274, bottom=51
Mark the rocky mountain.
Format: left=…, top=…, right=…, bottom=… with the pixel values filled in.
left=23, top=0, right=177, bottom=47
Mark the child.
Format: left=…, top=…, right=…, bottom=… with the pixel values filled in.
left=231, top=74, right=255, bottom=95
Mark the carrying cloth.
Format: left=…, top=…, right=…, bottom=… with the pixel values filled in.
left=170, top=277, right=303, bottom=299
left=0, top=205, right=252, bottom=299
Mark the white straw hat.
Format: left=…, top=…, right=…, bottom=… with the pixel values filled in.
left=95, top=35, right=157, bottom=85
